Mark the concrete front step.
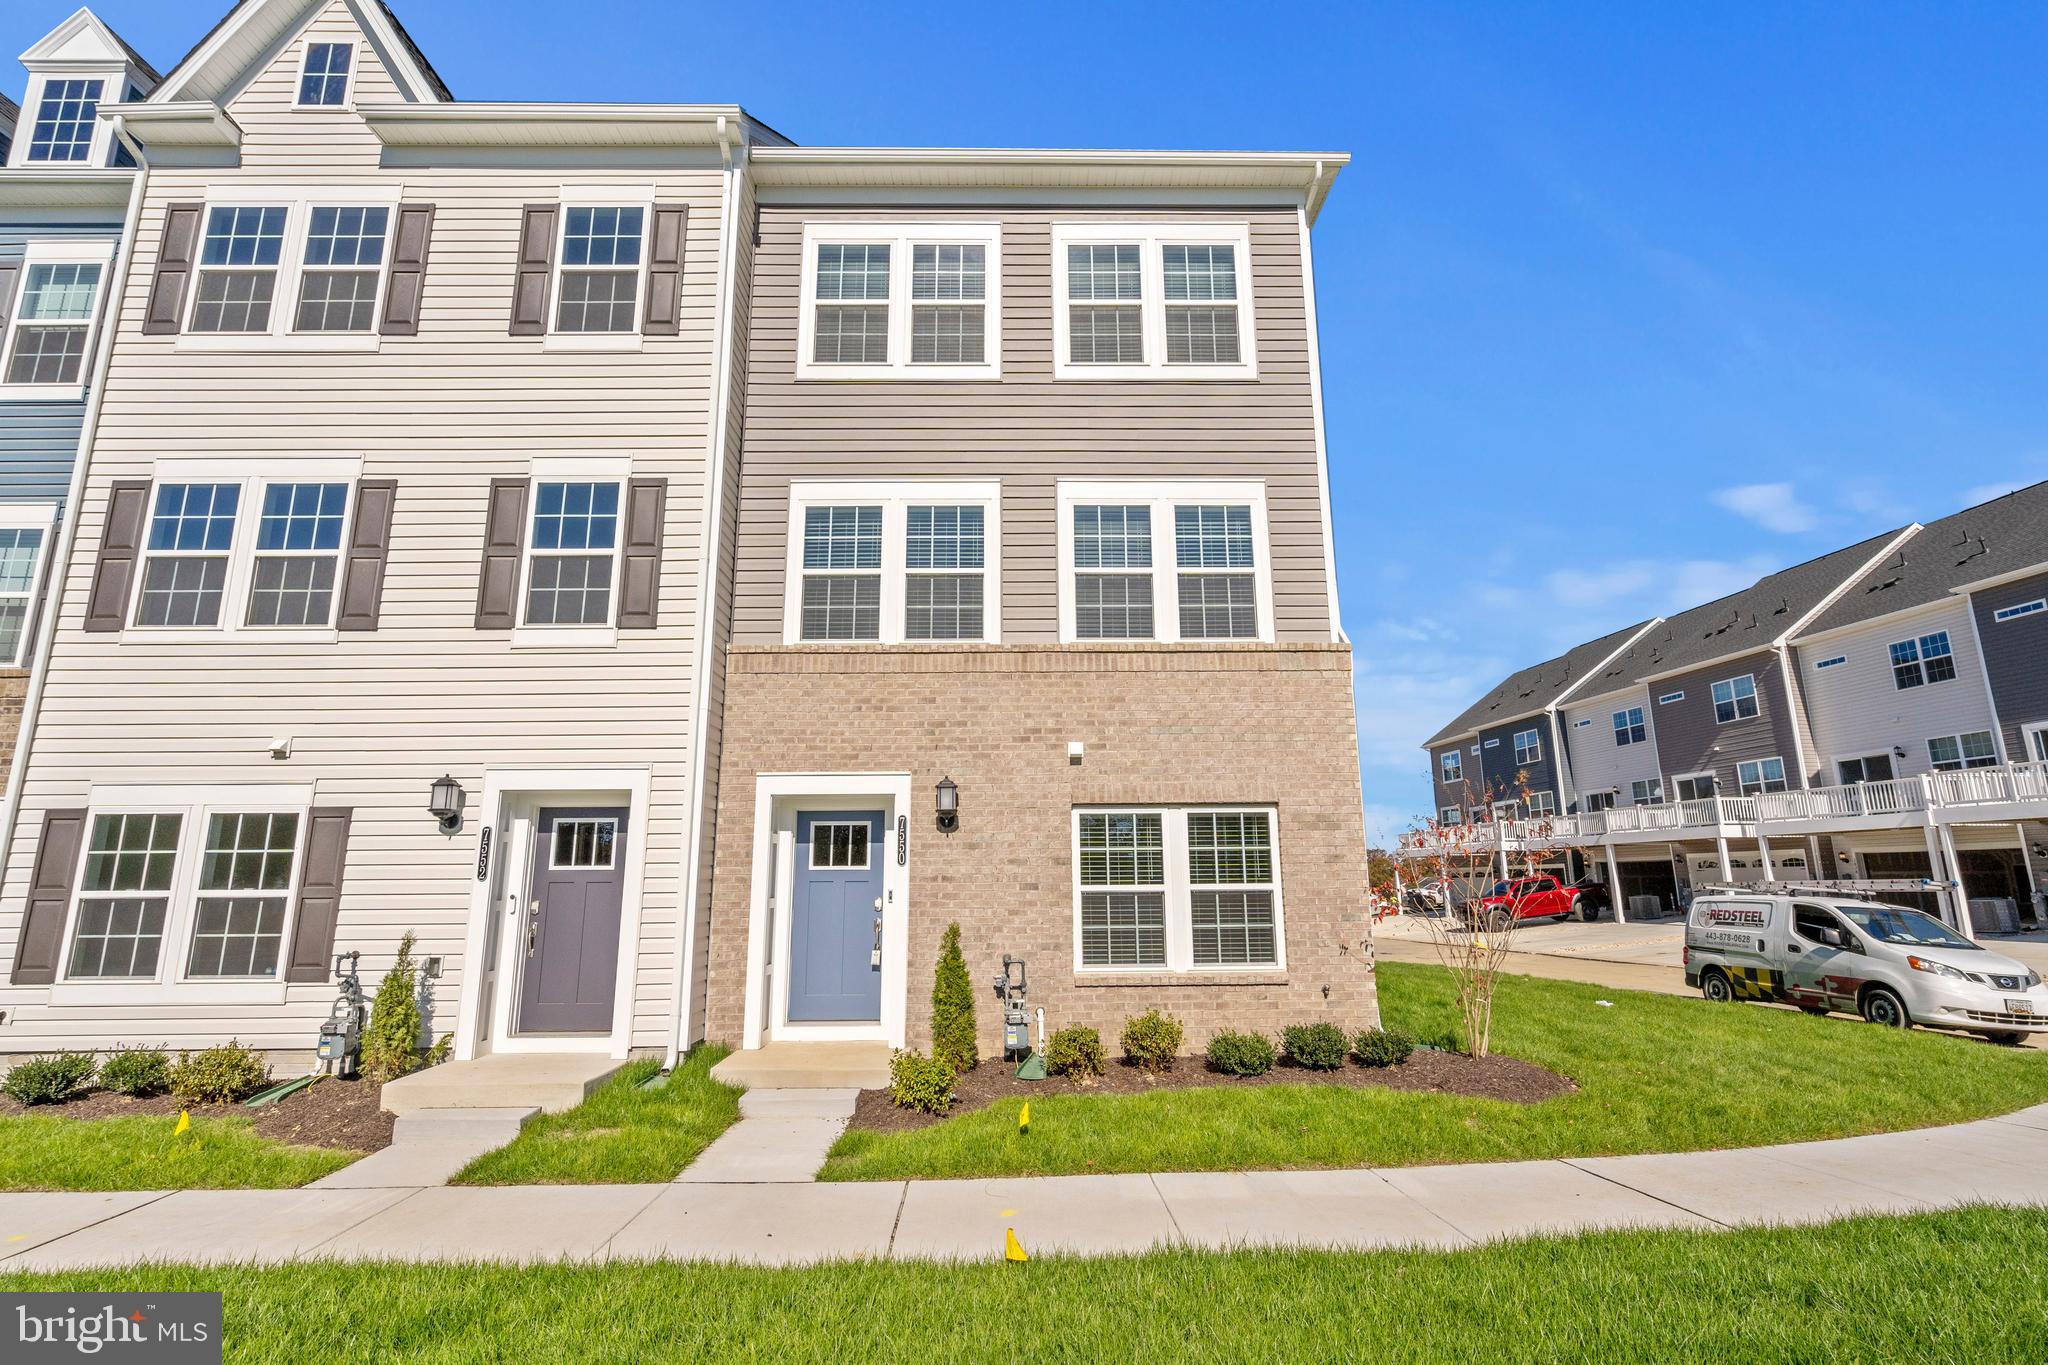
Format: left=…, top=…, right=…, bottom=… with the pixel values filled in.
left=711, top=1041, right=890, bottom=1090
left=381, top=1053, right=627, bottom=1115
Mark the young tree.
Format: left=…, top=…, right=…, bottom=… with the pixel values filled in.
left=361, top=932, right=425, bottom=1083
left=930, top=922, right=978, bottom=1074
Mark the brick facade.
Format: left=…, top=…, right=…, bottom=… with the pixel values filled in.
left=0, top=672, right=26, bottom=790
left=703, top=642, right=1378, bottom=1054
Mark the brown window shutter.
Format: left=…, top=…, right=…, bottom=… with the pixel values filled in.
left=379, top=204, right=436, bottom=337
left=475, top=478, right=530, bottom=629
left=0, top=263, right=20, bottom=335
left=618, top=477, right=667, bottom=629
left=285, top=807, right=352, bottom=983
left=641, top=206, right=687, bottom=336
left=509, top=204, right=558, bottom=336
left=337, top=479, right=398, bottom=631
left=12, top=809, right=88, bottom=984
left=84, top=481, right=151, bottom=632
left=141, top=203, right=203, bottom=336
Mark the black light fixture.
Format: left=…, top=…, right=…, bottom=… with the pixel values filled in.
left=429, top=774, right=465, bottom=834
left=935, top=776, right=960, bottom=835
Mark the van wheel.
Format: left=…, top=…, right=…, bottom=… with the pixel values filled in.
left=1860, top=986, right=1909, bottom=1029
left=1700, top=968, right=1733, bottom=1003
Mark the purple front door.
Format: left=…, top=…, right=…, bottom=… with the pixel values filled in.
left=518, top=807, right=626, bottom=1034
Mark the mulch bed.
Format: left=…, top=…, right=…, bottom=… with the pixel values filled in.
left=0, top=1076, right=395, bottom=1153
left=849, top=1049, right=1576, bottom=1135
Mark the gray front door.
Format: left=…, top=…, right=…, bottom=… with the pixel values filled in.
left=789, top=810, right=885, bottom=1022
left=518, top=806, right=627, bottom=1034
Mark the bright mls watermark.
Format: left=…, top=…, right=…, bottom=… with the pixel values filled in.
left=3, top=1294, right=220, bottom=1362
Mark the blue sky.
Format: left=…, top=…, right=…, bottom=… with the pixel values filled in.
left=13, top=2, right=2048, bottom=843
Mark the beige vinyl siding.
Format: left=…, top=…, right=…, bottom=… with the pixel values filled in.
left=733, top=206, right=1332, bottom=644
left=229, top=0, right=408, bottom=173
left=1561, top=690, right=1662, bottom=806
left=0, top=6, right=724, bottom=1053
left=1795, top=599, right=2002, bottom=783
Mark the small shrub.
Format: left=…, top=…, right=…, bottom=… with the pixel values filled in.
left=1120, top=1009, right=1184, bottom=1073
left=361, top=932, right=425, bottom=1083
left=1, top=1051, right=97, bottom=1105
left=1280, top=1022, right=1349, bottom=1071
left=931, top=922, right=979, bottom=1075
left=169, top=1041, right=269, bottom=1104
left=99, top=1045, right=172, bottom=1097
left=1205, top=1030, right=1276, bottom=1077
left=1353, top=1026, right=1417, bottom=1068
left=1045, top=1025, right=1105, bottom=1081
left=887, top=1049, right=955, bottom=1115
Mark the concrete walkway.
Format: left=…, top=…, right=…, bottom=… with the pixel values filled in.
left=4, top=1105, right=2046, bottom=1269
left=675, top=1090, right=857, bottom=1183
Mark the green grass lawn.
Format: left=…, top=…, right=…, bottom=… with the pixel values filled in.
left=451, top=1046, right=740, bottom=1185
left=0, top=1112, right=356, bottom=1191
left=5, top=1207, right=2039, bottom=1362
left=821, top=961, right=2048, bottom=1181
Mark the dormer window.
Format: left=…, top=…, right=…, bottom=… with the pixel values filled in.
left=297, top=43, right=354, bottom=107
left=26, top=79, right=102, bottom=163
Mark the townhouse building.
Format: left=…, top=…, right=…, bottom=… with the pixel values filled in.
left=1410, top=480, right=2048, bottom=931
left=0, top=0, right=1371, bottom=1075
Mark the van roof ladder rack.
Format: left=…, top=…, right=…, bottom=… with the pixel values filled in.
left=1695, top=878, right=1959, bottom=898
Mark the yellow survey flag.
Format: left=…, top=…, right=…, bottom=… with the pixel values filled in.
left=1018, top=1102, right=1030, bottom=1132
left=1004, top=1228, right=1028, bottom=1262
left=173, top=1110, right=190, bottom=1136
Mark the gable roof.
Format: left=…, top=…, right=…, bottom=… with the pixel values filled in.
left=155, top=0, right=450, bottom=106
left=19, top=7, right=160, bottom=84
left=1425, top=619, right=1655, bottom=746
left=1800, top=479, right=2048, bottom=638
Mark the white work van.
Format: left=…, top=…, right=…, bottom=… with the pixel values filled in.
left=1684, top=890, right=2048, bottom=1043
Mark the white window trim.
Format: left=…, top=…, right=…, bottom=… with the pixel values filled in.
left=2, top=239, right=117, bottom=402
left=1525, top=791, right=1557, bottom=817
left=49, top=783, right=316, bottom=1006
left=1630, top=778, right=1664, bottom=805
left=510, top=455, right=632, bottom=649
left=1672, top=770, right=1717, bottom=802
left=1612, top=706, right=1647, bottom=746
left=292, top=37, right=359, bottom=110
left=795, top=221, right=1003, bottom=381
left=1512, top=728, right=1542, bottom=765
left=1439, top=752, right=1462, bottom=784
left=1491, top=799, right=1519, bottom=820
left=176, top=185, right=405, bottom=353
left=1994, top=599, right=2046, bottom=624
left=0, top=501, right=58, bottom=667
left=540, top=184, right=657, bottom=352
left=1927, top=730, right=1998, bottom=772
left=1736, top=756, right=1788, bottom=795
left=2023, top=720, right=2048, bottom=765
left=806, top=818, right=875, bottom=871
left=782, top=479, right=1003, bottom=645
left=1711, top=674, right=1759, bottom=724
left=547, top=815, right=619, bottom=870
left=1657, top=690, right=1685, bottom=704
left=123, top=456, right=362, bottom=644
left=1888, top=630, right=1955, bottom=691
left=1070, top=805, right=1286, bottom=975
left=1835, top=753, right=1896, bottom=785
left=1054, top=478, right=1273, bottom=644
left=1051, top=221, right=1258, bottom=380
left=1440, top=806, right=1463, bottom=826
left=10, top=69, right=127, bottom=170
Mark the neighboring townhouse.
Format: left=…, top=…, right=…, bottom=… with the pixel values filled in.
left=701, top=148, right=1372, bottom=1062
left=0, top=9, right=155, bottom=787
left=1406, top=481, right=2048, bottom=930
left=0, top=0, right=1372, bottom=1074
left=0, top=0, right=772, bottom=1066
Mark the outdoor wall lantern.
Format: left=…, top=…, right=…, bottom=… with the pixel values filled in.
left=935, top=776, right=960, bottom=835
left=429, top=774, right=466, bottom=834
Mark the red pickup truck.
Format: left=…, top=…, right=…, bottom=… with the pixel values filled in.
left=1469, top=875, right=1609, bottom=929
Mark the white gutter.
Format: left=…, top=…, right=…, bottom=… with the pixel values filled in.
left=665, top=114, right=748, bottom=1071
left=0, top=121, right=146, bottom=886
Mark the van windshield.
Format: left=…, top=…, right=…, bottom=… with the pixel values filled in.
left=1835, top=904, right=1978, bottom=950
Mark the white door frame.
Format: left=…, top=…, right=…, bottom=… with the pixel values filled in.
left=741, top=771, right=912, bottom=1051
left=453, top=765, right=652, bottom=1061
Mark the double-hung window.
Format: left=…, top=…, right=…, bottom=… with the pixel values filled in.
left=1440, top=806, right=1464, bottom=825
left=246, top=483, right=347, bottom=626
left=797, top=223, right=1002, bottom=379
left=785, top=482, right=1002, bottom=644
left=0, top=507, right=53, bottom=665
left=4, top=243, right=114, bottom=396
left=522, top=480, right=622, bottom=627
left=1736, top=757, right=1788, bottom=795
left=1439, top=750, right=1462, bottom=785
left=555, top=206, right=644, bottom=335
left=1928, top=731, right=1997, bottom=771
left=58, top=790, right=311, bottom=997
left=187, top=196, right=397, bottom=340
left=1711, top=674, right=1759, bottom=723
left=136, top=483, right=240, bottom=627
left=1052, top=222, right=1256, bottom=379
left=1525, top=791, right=1557, bottom=818
left=24, top=78, right=102, bottom=163
left=1889, top=631, right=1956, bottom=689
left=1075, top=806, right=1283, bottom=972
left=1631, top=778, right=1664, bottom=805
left=1513, top=728, right=1542, bottom=765
left=1058, top=481, right=1272, bottom=643
left=296, top=41, right=354, bottom=107
left=1612, top=707, right=1646, bottom=746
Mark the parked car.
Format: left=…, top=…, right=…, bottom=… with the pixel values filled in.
left=1684, top=892, right=2048, bottom=1044
left=1467, top=874, right=1608, bottom=929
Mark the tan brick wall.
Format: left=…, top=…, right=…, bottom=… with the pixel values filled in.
left=703, top=643, right=1379, bottom=1054
left=0, top=672, right=26, bottom=793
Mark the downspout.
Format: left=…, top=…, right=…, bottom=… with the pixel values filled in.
left=0, top=119, right=148, bottom=883
left=664, top=114, right=747, bottom=1071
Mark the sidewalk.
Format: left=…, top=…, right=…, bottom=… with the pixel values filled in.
left=3, top=1105, right=2044, bottom=1269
